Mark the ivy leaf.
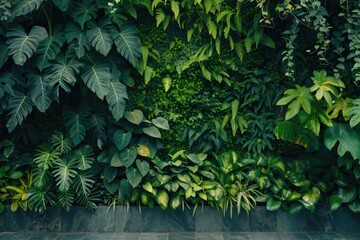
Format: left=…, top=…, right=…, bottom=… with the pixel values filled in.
left=65, top=22, right=90, bottom=58
left=12, top=0, right=44, bottom=17
left=344, top=99, right=360, bottom=128
left=126, top=167, right=143, bottom=188
left=35, top=26, right=65, bottom=71
left=143, top=126, right=162, bottom=138
left=71, top=1, right=97, bottom=30
left=46, top=56, right=83, bottom=93
left=64, top=106, right=90, bottom=146
left=112, top=130, right=132, bottom=151
left=111, top=24, right=141, bottom=67
left=6, top=91, right=33, bottom=132
left=6, top=25, right=48, bottom=66
left=81, top=62, right=111, bottom=100
left=276, top=85, right=313, bottom=120
left=106, top=71, right=128, bottom=121
left=324, top=123, right=360, bottom=160
left=124, top=109, right=144, bottom=125
left=28, top=73, right=52, bottom=112
left=119, top=146, right=137, bottom=167
left=87, top=18, right=113, bottom=56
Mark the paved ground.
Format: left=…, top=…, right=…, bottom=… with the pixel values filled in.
left=1, top=232, right=360, bottom=240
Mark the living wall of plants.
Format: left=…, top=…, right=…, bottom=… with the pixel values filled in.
left=0, top=0, right=359, bottom=215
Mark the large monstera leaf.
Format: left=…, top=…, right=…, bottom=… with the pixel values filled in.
left=12, top=0, right=45, bottom=17
left=71, top=0, right=97, bottom=29
left=28, top=73, right=52, bottom=112
left=111, top=24, right=141, bottom=67
left=64, top=106, right=90, bottom=146
left=81, top=62, right=111, bottom=100
left=6, top=91, right=33, bottom=132
left=65, top=22, right=90, bottom=58
left=106, top=70, right=128, bottom=121
left=6, top=25, right=48, bottom=65
left=87, top=18, right=113, bottom=56
left=35, top=27, right=65, bottom=71
left=324, top=123, right=360, bottom=160
left=53, top=158, right=77, bottom=192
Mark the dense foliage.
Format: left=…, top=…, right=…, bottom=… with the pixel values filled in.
left=0, top=0, right=359, bottom=215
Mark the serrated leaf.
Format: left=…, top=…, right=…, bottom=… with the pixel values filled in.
left=143, top=126, right=162, bottom=138
left=6, top=25, right=48, bottom=66
left=87, top=18, right=113, bottom=56
left=152, top=117, right=169, bottom=130
left=126, top=167, right=143, bottom=188
left=6, top=92, right=33, bottom=132
left=124, top=110, right=143, bottom=124
left=111, top=24, right=141, bottom=66
left=324, top=123, right=360, bottom=160
left=112, top=130, right=132, bottom=151
left=119, top=147, right=138, bottom=167
left=81, top=62, right=111, bottom=100
left=12, top=0, right=44, bottom=17
left=28, top=73, right=52, bottom=112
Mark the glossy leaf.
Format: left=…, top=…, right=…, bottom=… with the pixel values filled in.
left=126, top=167, right=143, bottom=188
left=12, top=0, right=44, bottom=17
left=71, top=1, right=97, bottom=29
left=152, top=117, right=170, bottom=130
left=112, top=130, right=132, bottom=151
left=136, top=159, right=150, bottom=176
left=119, top=147, right=137, bottom=167
left=124, top=110, right=144, bottom=125
left=143, top=126, right=161, bottom=138
left=106, top=73, right=128, bottom=121
left=52, top=0, right=70, bottom=11
left=6, top=92, right=33, bottom=132
left=87, top=18, right=113, bottom=56
left=81, top=62, right=111, bottom=100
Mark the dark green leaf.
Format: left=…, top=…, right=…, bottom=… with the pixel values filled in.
left=136, top=159, right=149, bottom=176
left=71, top=1, right=97, bottom=29
left=152, top=117, right=170, bottom=130
left=52, top=0, right=70, bottom=11
left=73, top=145, right=94, bottom=170
left=124, top=110, right=143, bottom=125
left=126, top=167, right=143, bottom=188
left=329, top=195, right=342, bottom=212
left=6, top=92, right=33, bottom=132
left=64, top=106, right=90, bottom=146
left=103, top=166, right=118, bottom=182
left=81, top=62, right=111, bottom=100
left=112, top=130, right=132, bottom=151
left=0, top=42, right=9, bottom=69
left=106, top=73, right=128, bottom=121
left=143, top=126, right=161, bottom=138
left=28, top=73, right=52, bottom=112
left=52, top=159, right=77, bottom=192
left=119, top=146, right=137, bottom=167
left=64, top=22, right=90, bottom=58
left=12, top=0, right=44, bottom=17
left=266, top=198, right=281, bottom=211
left=87, top=18, right=113, bottom=56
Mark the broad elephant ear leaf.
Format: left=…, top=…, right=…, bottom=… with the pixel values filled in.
left=35, top=26, right=65, bottom=71
left=87, top=18, right=113, bottom=56
left=12, top=0, right=45, bottom=17
left=111, top=24, right=141, bottom=66
left=6, top=91, right=33, bottom=132
left=28, top=73, right=52, bottom=112
left=324, top=123, right=360, bottom=160
left=6, top=25, right=48, bottom=65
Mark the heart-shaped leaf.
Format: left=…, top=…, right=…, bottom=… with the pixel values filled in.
left=112, top=130, right=132, bottom=151
left=103, top=166, right=118, bottom=182
left=266, top=198, right=281, bottom=211
left=119, top=147, right=137, bottom=167
left=136, top=159, right=149, bottom=176
left=124, top=110, right=143, bottom=125
left=126, top=167, right=143, bottom=188
left=137, top=144, right=151, bottom=157
left=329, top=194, right=342, bottom=212
left=52, top=0, right=70, bottom=11
left=143, top=126, right=161, bottom=138
left=104, top=178, right=120, bottom=194
left=152, top=117, right=170, bottom=130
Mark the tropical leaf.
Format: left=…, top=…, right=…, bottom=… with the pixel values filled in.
left=105, top=6, right=127, bottom=27
left=35, top=27, right=65, bottom=71
left=6, top=91, right=33, bottom=132
left=46, top=56, right=83, bottom=93
left=143, top=126, right=161, bottom=138
left=152, top=117, right=169, bottom=130
left=64, top=106, right=90, bottom=146
left=32, top=167, right=52, bottom=188
left=73, top=172, right=95, bottom=196
left=87, top=18, right=113, bottom=56
left=76, top=190, right=100, bottom=211
left=106, top=71, right=128, bottom=121
left=0, top=72, right=15, bottom=99
left=111, top=24, right=141, bottom=66
left=324, top=123, right=360, bottom=160
left=58, top=191, right=75, bottom=212
left=33, top=144, right=60, bottom=170
left=276, top=85, right=313, bottom=120
left=81, top=62, right=111, bottom=100
left=89, top=111, right=107, bottom=147
left=50, top=131, right=73, bottom=154
left=52, top=158, right=78, bottom=192
left=65, top=22, right=90, bottom=58
left=73, top=145, right=94, bottom=170
left=119, top=146, right=137, bottom=167
left=27, top=188, right=55, bottom=213
left=52, top=0, right=70, bottom=12
left=12, top=0, right=44, bottom=17
left=124, top=109, right=143, bottom=124
left=0, top=42, right=9, bottom=69
left=71, top=1, right=97, bottom=29
left=126, top=167, right=143, bottom=188
left=344, top=99, right=360, bottom=128
left=28, top=73, right=52, bottom=112
left=6, top=25, right=48, bottom=65
left=112, top=130, right=132, bottom=151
